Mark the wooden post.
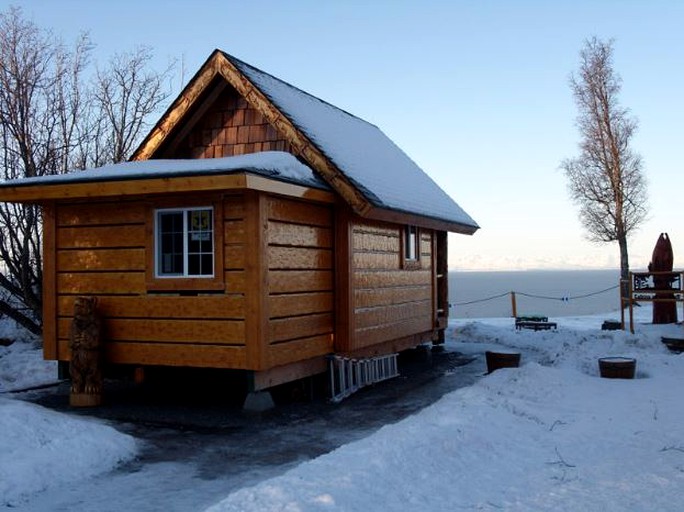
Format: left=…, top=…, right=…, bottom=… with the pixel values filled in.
left=42, top=203, right=57, bottom=360
left=628, top=274, right=635, bottom=334
left=620, top=278, right=627, bottom=330
left=334, top=204, right=353, bottom=353
left=510, top=291, right=517, bottom=318
left=681, top=271, right=684, bottom=323
left=244, top=191, right=269, bottom=371
left=435, top=231, right=448, bottom=344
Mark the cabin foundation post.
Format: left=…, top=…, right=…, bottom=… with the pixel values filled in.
left=58, top=361, right=70, bottom=380
left=134, top=367, right=146, bottom=384
left=242, top=391, right=275, bottom=412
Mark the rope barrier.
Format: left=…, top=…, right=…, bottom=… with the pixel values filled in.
left=453, top=284, right=620, bottom=306
left=452, top=291, right=511, bottom=306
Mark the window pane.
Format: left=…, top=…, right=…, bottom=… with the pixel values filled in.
left=405, top=225, right=418, bottom=261
left=158, top=212, right=184, bottom=275
left=200, top=254, right=213, bottom=275
left=199, top=236, right=212, bottom=252
left=188, top=210, right=212, bottom=235
left=172, top=253, right=183, bottom=274
left=187, top=254, right=200, bottom=276
left=188, top=236, right=200, bottom=253
left=185, top=208, right=213, bottom=277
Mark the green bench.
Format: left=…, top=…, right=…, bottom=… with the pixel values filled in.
left=515, top=316, right=557, bottom=331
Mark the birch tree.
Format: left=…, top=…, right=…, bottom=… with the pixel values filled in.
left=561, top=37, right=648, bottom=295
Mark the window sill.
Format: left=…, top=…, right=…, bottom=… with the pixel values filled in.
left=403, top=259, right=422, bottom=271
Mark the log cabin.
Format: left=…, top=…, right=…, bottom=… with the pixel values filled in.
left=0, top=49, right=478, bottom=396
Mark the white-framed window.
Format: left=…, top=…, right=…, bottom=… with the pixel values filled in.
left=404, top=225, right=419, bottom=261
left=155, top=207, right=214, bottom=278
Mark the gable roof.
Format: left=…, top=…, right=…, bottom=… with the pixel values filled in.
left=133, top=50, right=478, bottom=234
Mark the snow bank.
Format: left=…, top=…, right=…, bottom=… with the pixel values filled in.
left=0, top=341, right=57, bottom=393
left=1, top=323, right=136, bottom=507
left=206, top=307, right=684, bottom=511
left=0, top=321, right=55, bottom=393
left=0, top=398, right=137, bottom=507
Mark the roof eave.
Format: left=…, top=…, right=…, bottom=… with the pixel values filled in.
left=364, top=206, right=479, bottom=235
left=0, top=172, right=336, bottom=204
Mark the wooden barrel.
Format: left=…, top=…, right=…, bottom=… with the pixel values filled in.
left=598, top=357, right=636, bottom=379
left=485, top=351, right=521, bottom=373
left=661, top=337, right=684, bottom=353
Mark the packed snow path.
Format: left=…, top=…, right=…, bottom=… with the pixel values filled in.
left=7, top=348, right=477, bottom=511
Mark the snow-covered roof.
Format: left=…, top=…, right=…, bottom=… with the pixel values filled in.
left=225, top=53, right=479, bottom=231
left=2, top=49, right=478, bottom=232
left=0, top=151, right=330, bottom=191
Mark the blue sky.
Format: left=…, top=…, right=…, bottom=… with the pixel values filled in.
left=6, top=0, right=684, bottom=270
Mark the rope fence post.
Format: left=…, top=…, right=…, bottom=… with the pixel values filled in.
left=510, top=291, right=517, bottom=318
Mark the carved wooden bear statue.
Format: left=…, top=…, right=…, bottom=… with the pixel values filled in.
left=69, top=296, right=102, bottom=398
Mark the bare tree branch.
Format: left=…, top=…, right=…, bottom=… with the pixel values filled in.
left=92, top=46, right=174, bottom=164
left=0, top=7, right=173, bottom=335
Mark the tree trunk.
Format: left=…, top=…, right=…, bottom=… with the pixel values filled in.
left=0, top=300, right=41, bottom=336
left=618, top=235, right=630, bottom=307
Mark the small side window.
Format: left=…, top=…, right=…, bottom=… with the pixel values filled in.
left=155, top=207, right=214, bottom=278
left=404, top=225, right=419, bottom=261
left=403, top=225, right=421, bottom=269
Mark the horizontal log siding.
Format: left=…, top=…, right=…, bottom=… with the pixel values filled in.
left=53, top=195, right=250, bottom=368
left=177, top=87, right=293, bottom=159
left=351, top=221, right=434, bottom=351
left=266, top=196, right=334, bottom=367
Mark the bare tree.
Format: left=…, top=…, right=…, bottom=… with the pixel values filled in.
left=0, top=7, right=173, bottom=335
left=0, top=7, right=91, bottom=335
left=91, top=46, right=174, bottom=166
left=561, top=37, right=648, bottom=295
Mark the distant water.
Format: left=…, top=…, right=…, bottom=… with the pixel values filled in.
left=449, top=269, right=621, bottom=318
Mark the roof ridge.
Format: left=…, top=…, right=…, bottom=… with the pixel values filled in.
left=221, top=50, right=378, bottom=129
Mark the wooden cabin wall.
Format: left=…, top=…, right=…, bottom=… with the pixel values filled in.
left=48, top=194, right=250, bottom=369
left=175, top=87, right=294, bottom=159
left=265, top=196, right=334, bottom=368
left=348, top=219, right=435, bottom=353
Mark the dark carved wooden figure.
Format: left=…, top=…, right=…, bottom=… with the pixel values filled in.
left=650, top=233, right=677, bottom=324
left=69, top=296, right=103, bottom=406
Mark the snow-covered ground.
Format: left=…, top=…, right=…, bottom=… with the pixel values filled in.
left=0, top=321, right=137, bottom=507
left=0, top=398, right=137, bottom=506
left=0, top=320, right=55, bottom=393
left=3, top=306, right=684, bottom=510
